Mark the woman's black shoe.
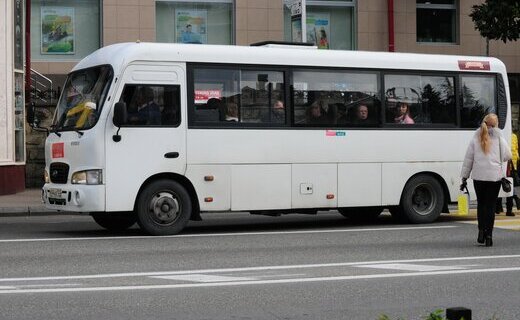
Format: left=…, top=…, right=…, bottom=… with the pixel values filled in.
left=485, top=236, right=493, bottom=247
left=477, top=230, right=485, bottom=244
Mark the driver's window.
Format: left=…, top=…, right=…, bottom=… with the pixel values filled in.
left=119, top=84, right=181, bottom=126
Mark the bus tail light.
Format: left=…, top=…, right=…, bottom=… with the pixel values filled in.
left=326, top=194, right=335, bottom=200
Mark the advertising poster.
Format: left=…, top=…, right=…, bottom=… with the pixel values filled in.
left=41, top=7, right=74, bottom=54
left=176, top=10, right=207, bottom=44
left=306, top=13, right=330, bottom=49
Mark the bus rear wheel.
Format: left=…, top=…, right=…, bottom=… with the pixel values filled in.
left=338, top=207, right=383, bottom=221
left=91, top=213, right=137, bottom=231
left=400, top=175, right=444, bottom=223
left=136, top=179, right=191, bottom=236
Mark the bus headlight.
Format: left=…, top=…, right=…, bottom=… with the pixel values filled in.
left=71, top=170, right=103, bottom=185
left=44, top=170, right=50, bottom=183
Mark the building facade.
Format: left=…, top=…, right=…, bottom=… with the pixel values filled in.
left=4, top=0, right=520, bottom=192
left=0, top=0, right=26, bottom=195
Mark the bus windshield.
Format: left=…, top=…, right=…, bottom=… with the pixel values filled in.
left=52, top=65, right=113, bottom=131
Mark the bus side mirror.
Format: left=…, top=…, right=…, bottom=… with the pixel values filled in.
left=113, top=102, right=127, bottom=127
left=112, top=102, right=127, bottom=142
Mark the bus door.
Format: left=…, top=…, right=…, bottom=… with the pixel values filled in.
left=105, top=64, right=187, bottom=212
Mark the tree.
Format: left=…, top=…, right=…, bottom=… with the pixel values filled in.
left=470, top=0, right=520, bottom=56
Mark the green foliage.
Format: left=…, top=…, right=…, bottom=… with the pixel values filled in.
left=470, top=0, right=520, bottom=43
left=424, top=309, right=444, bottom=320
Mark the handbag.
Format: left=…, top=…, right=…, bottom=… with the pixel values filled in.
left=501, top=177, right=512, bottom=193
left=499, top=137, right=512, bottom=193
left=457, top=185, right=470, bottom=216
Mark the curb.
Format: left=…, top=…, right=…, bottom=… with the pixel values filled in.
left=0, top=206, right=82, bottom=217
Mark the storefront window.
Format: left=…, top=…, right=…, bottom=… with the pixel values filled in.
left=156, top=1, right=233, bottom=45
left=416, top=0, right=458, bottom=43
left=31, top=0, right=100, bottom=61
left=284, top=0, right=355, bottom=50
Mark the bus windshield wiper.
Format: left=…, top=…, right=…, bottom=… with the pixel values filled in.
left=74, top=128, right=84, bottom=137
left=50, top=125, right=62, bottom=137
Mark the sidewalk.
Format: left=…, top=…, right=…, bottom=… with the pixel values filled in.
left=0, top=189, right=57, bottom=216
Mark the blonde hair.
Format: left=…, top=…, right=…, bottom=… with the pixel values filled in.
left=480, top=113, right=499, bottom=154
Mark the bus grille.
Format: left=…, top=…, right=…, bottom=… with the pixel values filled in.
left=49, top=162, right=69, bottom=184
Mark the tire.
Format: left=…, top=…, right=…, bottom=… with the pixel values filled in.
left=136, top=179, right=192, bottom=236
left=338, top=206, right=383, bottom=221
left=400, top=175, right=444, bottom=223
left=91, top=213, right=137, bottom=231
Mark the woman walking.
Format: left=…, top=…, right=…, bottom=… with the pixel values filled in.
left=460, top=113, right=511, bottom=247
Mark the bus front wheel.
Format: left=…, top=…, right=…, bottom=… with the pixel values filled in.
left=400, top=175, right=444, bottom=224
left=136, top=179, right=192, bottom=236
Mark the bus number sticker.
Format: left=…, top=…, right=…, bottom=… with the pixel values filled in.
left=52, top=143, right=65, bottom=158
left=326, top=130, right=346, bottom=137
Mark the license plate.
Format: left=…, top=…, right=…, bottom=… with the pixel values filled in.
left=48, top=188, right=63, bottom=199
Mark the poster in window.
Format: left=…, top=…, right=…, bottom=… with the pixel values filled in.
left=41, top=7, right=74, bottom=54
left=176, top=10, right=207, bottom=44
left=306, top=13, right=330, bottom=49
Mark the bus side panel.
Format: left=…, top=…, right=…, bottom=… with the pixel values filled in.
left=185, top=164, right=231, bottom=211
left=231, top=164, right=291, bottom=211
left=381, top=162, right=461, bottom=206
left=338, top=163, right=382, bottom=207
left=291, top=164, right=337, bottom=208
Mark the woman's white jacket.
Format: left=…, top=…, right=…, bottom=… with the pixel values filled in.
left=461, top=128, right=512, bottom=182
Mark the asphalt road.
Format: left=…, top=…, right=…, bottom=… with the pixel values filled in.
left=1, top=211, right=520, bottom=320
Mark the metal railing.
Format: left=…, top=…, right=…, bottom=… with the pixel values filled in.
left=30, top=68, right=55, bottom=106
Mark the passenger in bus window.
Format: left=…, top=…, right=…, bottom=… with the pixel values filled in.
left=270, top=100, right=285, bottom=123
left=353, top=104, right=369, bottom=124
left=225, top=102, right=239, bottom=122
left=394, top=102, right=414, bottom=124
left=306, top=100, right=335, bottom=125
left=129, top=87, right=161, bottom=125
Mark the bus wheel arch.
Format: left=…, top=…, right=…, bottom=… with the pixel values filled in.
left=135, top=173, right=201, bottom=235
left=135, top=173, right=201, bottom=222
left=398, top=172, right=446, bottom=224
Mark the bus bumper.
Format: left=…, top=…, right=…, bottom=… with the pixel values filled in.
left=42, top=184, right=105, bottom=212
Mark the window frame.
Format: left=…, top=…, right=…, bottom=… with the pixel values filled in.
left=381, top=71, right=459, bottom=129
left=459, top=73, right=501, bottom=129
left=187, top=63, right=291, bottom=129
left=416, top=0, right=458, bottom=44
left=187, top=62, right=505, bottom=131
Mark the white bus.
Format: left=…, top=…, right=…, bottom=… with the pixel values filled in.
left=32, top=42, right=511, bottom=235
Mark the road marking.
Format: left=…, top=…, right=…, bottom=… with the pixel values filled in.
left=1, top=254, right=519, bottom=282
left=151, top=274, right=256, bottom=282
left=0, top=225, right=456, bottom=243
left=460, top=218, right=520, bottom=231
left=1, top=266, right=520, bottom=294
left=356, top=263, right=466, bottom=272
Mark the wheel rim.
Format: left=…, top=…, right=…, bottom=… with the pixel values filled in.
left=148, top=191, right=181, bottom=226
left=411, top=183, right=435, bottom=215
